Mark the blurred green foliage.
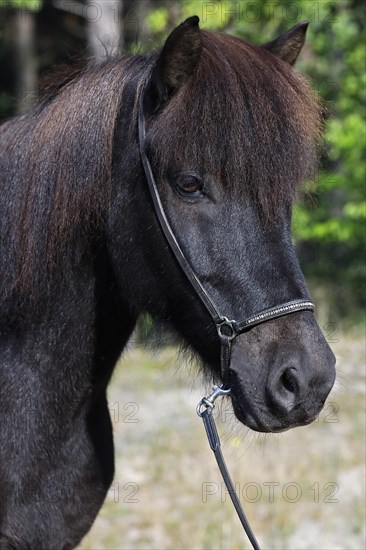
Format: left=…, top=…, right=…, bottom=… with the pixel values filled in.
left=290, top=0, right=365, bottom=318
left=0, top=0, right=42, bottom=9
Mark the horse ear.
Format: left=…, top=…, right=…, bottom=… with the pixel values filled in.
left=143, top=15, right=202, bottom=114
left=262, top=22, right=309, bottom=66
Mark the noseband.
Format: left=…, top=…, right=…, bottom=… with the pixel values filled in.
left=138, top=106, right=314, bottom=549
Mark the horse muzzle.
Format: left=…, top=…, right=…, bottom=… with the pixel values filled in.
left=228, top=322, right=336, bottom=433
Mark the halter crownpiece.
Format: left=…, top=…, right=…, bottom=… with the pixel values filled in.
left=138, top=104, right=315, bottom=549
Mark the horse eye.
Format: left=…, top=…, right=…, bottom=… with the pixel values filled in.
left=174, top=174, right=203, bottom=197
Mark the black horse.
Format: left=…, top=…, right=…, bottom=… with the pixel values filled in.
left=0, top=17, right=335, bottom=549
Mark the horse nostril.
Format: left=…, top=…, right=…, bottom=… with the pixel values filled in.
left=265, top=350, right=336, bottom=423
left=280, top=367, right=299, bottom=395
left=266, top=364, right=302, bottom=414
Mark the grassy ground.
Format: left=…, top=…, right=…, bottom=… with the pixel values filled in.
left=79, top=330, right=365, bottom=550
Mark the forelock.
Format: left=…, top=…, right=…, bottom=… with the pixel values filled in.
left=148, top=30, right=324, bottom=220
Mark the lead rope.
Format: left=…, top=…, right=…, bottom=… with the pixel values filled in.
left=197, top=386, right=261, bottom=550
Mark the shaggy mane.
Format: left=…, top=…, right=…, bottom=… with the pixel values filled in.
left=0, top=29, right=323, bottom=311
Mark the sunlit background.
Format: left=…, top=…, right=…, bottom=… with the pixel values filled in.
left=0, top=1, right=364, bottom=549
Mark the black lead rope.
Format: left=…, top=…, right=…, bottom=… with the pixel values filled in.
left=138, top=104, right=315, bottom=549
left=197, top=386, right=261, bottom=550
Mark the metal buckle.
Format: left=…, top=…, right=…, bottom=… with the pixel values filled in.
left=196, top=384, right=232, bottom=417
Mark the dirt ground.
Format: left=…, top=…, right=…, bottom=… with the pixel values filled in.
left=79, top=329, right=365, bottom=550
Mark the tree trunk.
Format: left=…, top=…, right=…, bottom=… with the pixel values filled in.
left=86, top=0, right=123, bottom=61
left=15, top=9, right=37, bottom=115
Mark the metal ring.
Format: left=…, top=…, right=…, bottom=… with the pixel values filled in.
left=217, top=318, right=236, bottom=340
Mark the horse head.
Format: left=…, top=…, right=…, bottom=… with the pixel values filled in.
left=111, top=17, right=335, bottom=433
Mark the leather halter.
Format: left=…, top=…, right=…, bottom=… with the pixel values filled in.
left=137, top=106, right=315, bottom=383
